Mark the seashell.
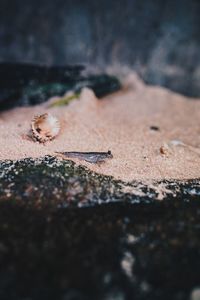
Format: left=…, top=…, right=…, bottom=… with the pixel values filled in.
left=31, top=113, right=60, bottom=143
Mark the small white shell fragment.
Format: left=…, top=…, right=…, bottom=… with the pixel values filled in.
left=169, top=140, right=185, bottom=146
left=31, top=113, right=60, bottom=143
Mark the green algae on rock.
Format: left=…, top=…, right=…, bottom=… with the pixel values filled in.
left=0, top=156, right=200, bottom=300
left=0, top=156, right=199, bottom=207
left=0, top=63, right=121, bottom=110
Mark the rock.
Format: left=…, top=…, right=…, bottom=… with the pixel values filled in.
left=0, top=63, right=121, bottom=110
left=0, top=156, right=199, bottom=207
left=0, top=178, right=199, bottom=299
left=190, top=289, right=200, bottom=300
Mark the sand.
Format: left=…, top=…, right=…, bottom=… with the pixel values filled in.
left=0, top=73, right=200, bottom=183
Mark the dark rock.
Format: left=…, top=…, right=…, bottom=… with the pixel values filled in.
left=0, top=188, right=199, bottom=299
left=0, top=63, right=121, bottom=110
left=0, top=156, right=199, bottom=207
left=0, top=156, right=200, bottom=299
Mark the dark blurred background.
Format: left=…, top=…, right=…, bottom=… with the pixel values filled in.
left=0, top=0, right=200, bottom=97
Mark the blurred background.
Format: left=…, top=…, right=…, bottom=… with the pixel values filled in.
left=0, top=0, right=200, bottom=97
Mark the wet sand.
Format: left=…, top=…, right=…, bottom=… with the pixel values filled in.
left=0, top=73, right=200, bottom=182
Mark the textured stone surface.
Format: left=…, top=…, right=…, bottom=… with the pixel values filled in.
left=0, top=156, right=200, bottom=207
left=0, top=190, right=200, bottom=299
left=0, top=0, right=200, bottom=97
left=0, top=157, right=200, bottom=299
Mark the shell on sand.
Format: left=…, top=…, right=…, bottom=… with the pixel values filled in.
left=31, top=113, right=60, bottom=143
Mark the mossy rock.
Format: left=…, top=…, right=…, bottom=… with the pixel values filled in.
left=0, top=63, right=121, bottom=110
left=0, top=156, right=200, bottom=300
left=0, top=156, right=199, bottom=208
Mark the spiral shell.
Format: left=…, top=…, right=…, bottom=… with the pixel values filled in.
left=31, top=113, right=60, bottom=143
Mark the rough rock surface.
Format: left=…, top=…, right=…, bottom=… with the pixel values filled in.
left=0, top=156, right=200, bottom=206
left=0, top=156, right=200, bottom=300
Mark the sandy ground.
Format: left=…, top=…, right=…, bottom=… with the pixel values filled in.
left=0, top=73, right=200, bottom=182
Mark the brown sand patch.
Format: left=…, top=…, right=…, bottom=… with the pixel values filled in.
left=0, top=73, right=200, bottom=182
